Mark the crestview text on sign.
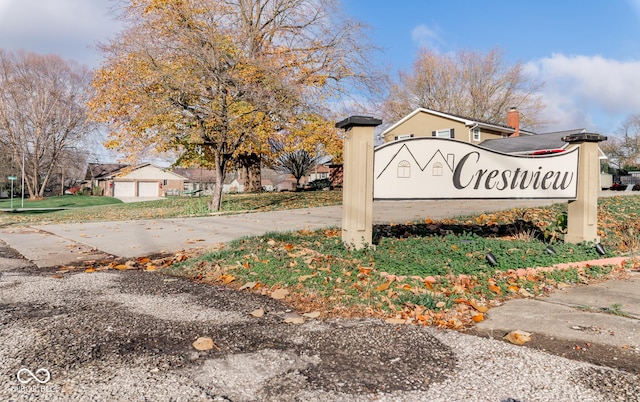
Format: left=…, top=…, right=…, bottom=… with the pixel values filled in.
left=374, top=138, right=579, bottom=200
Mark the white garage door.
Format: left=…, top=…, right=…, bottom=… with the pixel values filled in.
left=138, top=181, right=159, bottom=197
left=113, top=181, right=135, bottom=197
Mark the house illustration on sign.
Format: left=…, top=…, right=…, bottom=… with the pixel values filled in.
left=376, top=142, right=455, bottom=181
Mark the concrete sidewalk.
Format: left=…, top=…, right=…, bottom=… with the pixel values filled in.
left=475, top=272, right=639, bottom=350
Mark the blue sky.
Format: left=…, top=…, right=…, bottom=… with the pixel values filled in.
left=1, top=0, right=640, bottom=136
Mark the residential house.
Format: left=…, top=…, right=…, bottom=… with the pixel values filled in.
left=308, top=164, right=331, bottom=182
left=277, top=176, right=299, bottom=191
left=171, top=167, right=218, bottom=196
left=382, top=107, right=529, bottom=144
left=173, top=166, right=281, bottom=194
left=478, top=128, right=589, bottom=155
left=85, top=163, right=187, bottom=198
left=381, top=109, right=611, bottom=188
left=261, top=179, right=274, bottom=192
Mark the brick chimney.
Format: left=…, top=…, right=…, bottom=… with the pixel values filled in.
left=507, top=107, right=520, bottom=137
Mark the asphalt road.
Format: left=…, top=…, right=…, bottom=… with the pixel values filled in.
left=1, top=248, right=638, bottom=401
left=1, top=196, right=639, bottom=400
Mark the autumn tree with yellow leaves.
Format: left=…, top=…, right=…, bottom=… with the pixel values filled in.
left=89, top=0, right=379, bottom=210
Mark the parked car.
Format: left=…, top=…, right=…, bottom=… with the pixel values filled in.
left=305, top=178, right=331, bottom=191
left=610, top=182, right=627, bottom=191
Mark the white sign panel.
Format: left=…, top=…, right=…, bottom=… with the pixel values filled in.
left=374, top=138, right=579, bottom=200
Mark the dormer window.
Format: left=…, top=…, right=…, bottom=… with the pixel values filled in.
left=433, top=128, right=455, bottom=139
left=394, top=133, right=414, bottom=141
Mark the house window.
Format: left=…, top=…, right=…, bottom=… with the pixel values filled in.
left=432, top=162, right=443, bottom=176
left=397, top=160, right=411, bottom=178
left=163, top=179, right=168, bottom=186
left=433, top=129, right=454, bottom=138
left=473, top=128, right=481, bottom=141
left=394, top=133, right=414, bottom=141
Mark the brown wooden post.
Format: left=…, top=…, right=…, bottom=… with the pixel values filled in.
left=336, top=116, right=381, bottom=249
left=563, top=133, right=607, bottom=244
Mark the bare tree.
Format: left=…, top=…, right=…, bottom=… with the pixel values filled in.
left=601, top=114, right=640, bottom=173
left=0, top=50, right=95, bottom=199
left=383, top=48, right=546, bottom=130
left=269, top=139, right=321, bottom=189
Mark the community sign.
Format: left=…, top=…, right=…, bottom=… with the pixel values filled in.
left=373, top=138, right=579, bottom=200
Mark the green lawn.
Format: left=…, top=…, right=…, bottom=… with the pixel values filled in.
left=0, top=195, right=123, bottom=209
left=0, top=190, right=343, bottom=227
left=161, top=194, right=640, bottom=327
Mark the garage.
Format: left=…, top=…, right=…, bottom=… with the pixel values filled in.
left=138, top=181, right=159, bottom=197
left=113, top=181, right=135, bottom=197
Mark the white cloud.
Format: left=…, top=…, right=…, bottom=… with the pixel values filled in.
left=526, top=54, right=640, bottom=134
left=411, top=24, right=443, bottom=51
left=0, top=0, right=121, bottom=66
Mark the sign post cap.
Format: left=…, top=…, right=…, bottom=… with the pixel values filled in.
left=563, top=133, right=608, bottom=143
left=336, top=115, right=382, bottom=130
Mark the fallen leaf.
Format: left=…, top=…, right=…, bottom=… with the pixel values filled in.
left=471, top=313, right=484, bottom=322
left=358, top=266, right=373, bottom=275
left=503, top=330, right=532, bottom=345
left=271, top=288, right=289, bottom=300
left=51, top=274, right=64, bottom=279
left=84, top=268, right=96, bottom=273
left=250, top=308, right=265, bottom=318
left=219, top=274, right=235, bottom=284
left=519, top=288, right=534, bottom=298
left=435, top=301, right=447, bottom=309
left=239, top=281, right=257, bottom=290
left=114, top=264, right=128, bottom=270
left=385, top=318, right=406, bottom=325
left=469, top=300, right=489, bottom=313
left=298, top=274, right=315, bottom=282
left=192, top=337, right=219, bottom=351
left=375, top=280, right=394, bottom=292
left=284, top=316, right=305, bottom=324
left=145, top=264, right=158, bottom=272
left=488, top=284, right=502, bottom=294
left=284, top=243, right=294, bottom=251
left=302, top=311, right=321, bottom=319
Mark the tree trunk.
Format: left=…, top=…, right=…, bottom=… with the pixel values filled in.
left=210, top=168, right=224, bottom=211
left=237, top=152, right=262, bottom=193
left=209, top=151, right=228, bottom=211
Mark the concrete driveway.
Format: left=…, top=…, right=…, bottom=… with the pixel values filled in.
left=0, top=199, right=560, bottom=264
